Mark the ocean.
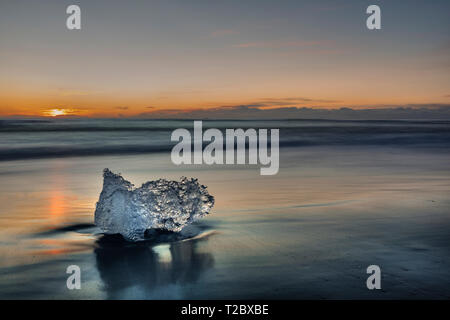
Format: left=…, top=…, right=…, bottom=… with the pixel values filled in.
left=0, top=119, right=449, bottom=299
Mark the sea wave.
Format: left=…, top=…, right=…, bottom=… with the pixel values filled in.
left=0, top=119, right=449, bottom=161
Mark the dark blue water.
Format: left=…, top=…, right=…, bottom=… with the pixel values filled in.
left=1, top=119, right=449, bottom=161
left=1, top=119, right=450, bottom=299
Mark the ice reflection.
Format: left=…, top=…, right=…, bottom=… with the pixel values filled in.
left=94, top=235, right=214, bottom=299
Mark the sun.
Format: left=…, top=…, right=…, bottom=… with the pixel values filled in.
left=44, top=109, right=69, bottom=117
left=49, top=109, right=66, bottom=116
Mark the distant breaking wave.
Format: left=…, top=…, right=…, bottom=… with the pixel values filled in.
left=0, top=119, right=449, bottom=161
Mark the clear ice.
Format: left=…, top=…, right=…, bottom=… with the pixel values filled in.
left=95, top=168, right=214, bottom=242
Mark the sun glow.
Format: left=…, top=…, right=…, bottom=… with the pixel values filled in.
left=44, top=109, right=70, bottom=117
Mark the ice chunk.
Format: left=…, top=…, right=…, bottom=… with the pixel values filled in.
left=94, top=168, right=214, bottom=242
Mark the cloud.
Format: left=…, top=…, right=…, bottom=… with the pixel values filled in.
left=115, top=106, right=129, bottom=110
left=259, top=97, right=341, bottom=105
left=212, top=97, right=341, bottom=110
left=134, top=104, right=450, bottom=120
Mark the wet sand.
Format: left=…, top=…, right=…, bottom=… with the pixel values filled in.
left=0, top=146, right=449, bottom=299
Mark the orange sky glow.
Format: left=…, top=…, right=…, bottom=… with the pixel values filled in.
left=0, top=1, right=449, bottom=118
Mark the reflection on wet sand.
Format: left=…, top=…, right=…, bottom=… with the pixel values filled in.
left=0, top=227, right=215, bottom=299
left=95, top=235, right=214, bottom=299
left=1, top=146, right=450, bottom=299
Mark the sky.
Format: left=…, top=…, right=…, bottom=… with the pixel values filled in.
left=0, top=0, right=449, bottom=118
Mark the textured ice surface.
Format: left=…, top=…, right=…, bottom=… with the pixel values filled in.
left=95, top=169, right=214, bottom=241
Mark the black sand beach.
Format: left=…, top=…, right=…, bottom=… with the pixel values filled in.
left=0, top=119, right=449, bottom=299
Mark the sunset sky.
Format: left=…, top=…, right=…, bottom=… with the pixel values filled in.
left=0, top=0, right=449, bottom=117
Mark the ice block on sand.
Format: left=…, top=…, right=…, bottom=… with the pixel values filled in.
left=94, top=169, right=214, bottom=242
